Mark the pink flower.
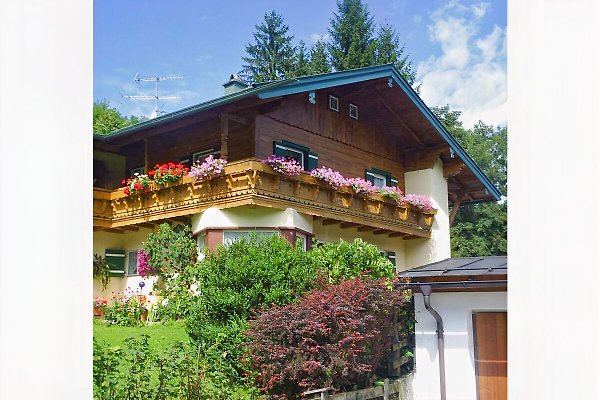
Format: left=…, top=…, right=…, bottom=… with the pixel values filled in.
left=346, top=177, right=378, bottom=195
left=188, top=155, right=228, bottom=180
left=401, top=193, right=434, bottom=212
left=310, top=166, right=348, bottom=188
left=261, top=155, right=303, bottom=176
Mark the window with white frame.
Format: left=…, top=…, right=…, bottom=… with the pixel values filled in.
left=222, top=230, right=278, bottom=246
left=197, top=234, right=206, bottom=261
left=349, top=103, right=359, bottom=120
left=328, top=95, right=339, bottom=112
left=379, top=250, right=397, bottom=267
left=273, top=141, right=318, bottom=171
left=296, top=233, right=307, bottom=251
left=127, top=250, right=140, bottom=276
left=367, top=171, right=387, bottom=188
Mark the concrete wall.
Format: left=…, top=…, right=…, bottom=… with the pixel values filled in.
left=404, top=159, right=451, bottom=268
left=411, top=291, right=507, bottom=400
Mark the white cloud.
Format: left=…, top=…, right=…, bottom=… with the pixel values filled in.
left=416, top=1, right=506, bottom=128
left=305, top=32, right=330, bottom=45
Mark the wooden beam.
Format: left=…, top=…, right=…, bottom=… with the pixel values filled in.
left=220, top=114, right=229, bottom=160
left=374, top=85, right=425, bottom=146
left=357, top=226, right=376, bottom=232
left=137, top=222, right=155, bottom=229
left=340, top=222, right=359, bottom=229
left=403, top=234, right=422, bottom=240
left=312, top=215, right=323, bottom=221
left=449, top=193, right=466, bottom=226
left=444, top=160, right=466, bottom=178
left=388, top=232, right=408, bottom=238
left=373, top=229, right=392, bottom=235
left=221, top=112, right=248, bottom=125
left=321, top=218, right=338, bottom=226
left=143, top=138, right=149, bottom=172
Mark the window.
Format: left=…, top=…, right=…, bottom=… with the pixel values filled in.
left=130, top=166, right=144, bottom=176
left=105, top=249, right=126, bottom=277
left=349, top=103, right=359, bottom=120
left=296, top=233, right=307, bottom=251
left=328, top=95, right=339, bottom=112
left=379, top=250, right=397, bottom=267
left=192, top=148, right=220, bottom=164
left=197, top=234, right=206, bottom=261
left=222, top=230, right=277, bottom=246
left=127, top=250, right=139, bottom=276
left=273, top=140, right=318, bottom=170
left=365, top=168, right=398, bottom=189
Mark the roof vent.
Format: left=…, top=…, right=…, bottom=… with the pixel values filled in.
left=223, top=74, right=249, bottom=95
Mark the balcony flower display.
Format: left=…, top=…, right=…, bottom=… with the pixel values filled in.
left=346, top=177, right=378, bottom=195
left=379, top=186, right=403, bottom=202
left=136, top=250, right=154, bottom=277
left=402, top=193, right=434, bottom=212
left=121, top=173, right=151, bottom=196
left=261, top=155, right=303, bottom=176
left=310, top=166, right=348, bottom=189
left=188, top=154, right=227, bottom=180
left=149, top=162, right=189, bottom=186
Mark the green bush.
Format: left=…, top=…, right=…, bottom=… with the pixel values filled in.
left=93, top=335, right=258, bottom=400
left=104, top=295, right=145, bottom=327
left=310, top=238, right=395, bottom=282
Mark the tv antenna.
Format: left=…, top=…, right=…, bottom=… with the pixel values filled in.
left=123, top=72, right=183, bottom=119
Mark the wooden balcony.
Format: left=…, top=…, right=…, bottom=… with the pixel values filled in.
left=93, top=159, right=436, bottom=239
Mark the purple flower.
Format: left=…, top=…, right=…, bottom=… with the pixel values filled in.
left=261, top=155, right=303, bottom=176
left=379, top=186, right=403, bottom=202
left=310, top=166, right=348, bottom=188
left=346, top=177, right=378, bottom=195
left=188, top=155, right=228, bottom=180
left=401, top=193, right=434, bottom=212
left=136, top=250, right=155, bottom=277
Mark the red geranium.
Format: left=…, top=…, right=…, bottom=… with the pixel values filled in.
left=151, top=160, right=187, bottom=186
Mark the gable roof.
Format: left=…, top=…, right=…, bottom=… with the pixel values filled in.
left=95, top=64, right=502, bottom=202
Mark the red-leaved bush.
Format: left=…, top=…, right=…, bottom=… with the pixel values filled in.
left=244, top=277, right=409, bottom=399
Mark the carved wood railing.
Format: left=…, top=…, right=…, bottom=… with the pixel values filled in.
left=93, top=158, right=436, bottom=238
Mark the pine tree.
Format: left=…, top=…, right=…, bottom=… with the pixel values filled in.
left=374, top=24, right=416, bottom=84
left=291, top=40, right=312, bottom=77
left=309, top=40, right=331, bottom=74
left=328, top=0, right=376, bottom=70
left=242, top=11, right=296, bottom=83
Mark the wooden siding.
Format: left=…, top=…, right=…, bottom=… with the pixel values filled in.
left=255, top=114, right=406, bottom=191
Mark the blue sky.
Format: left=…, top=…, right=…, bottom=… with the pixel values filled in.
left=94, top=0, right=506, bottom=128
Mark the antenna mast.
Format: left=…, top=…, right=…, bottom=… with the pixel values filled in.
left=123, top=72, right=183, bottom=118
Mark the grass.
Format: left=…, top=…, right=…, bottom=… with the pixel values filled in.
left=93, top=318, right=190, bottom=349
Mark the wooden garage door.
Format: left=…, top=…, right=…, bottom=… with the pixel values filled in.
left=473, top=312, right=507, bottom=400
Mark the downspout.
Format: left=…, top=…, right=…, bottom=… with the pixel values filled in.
left=421, top=285, right=446, bottom=400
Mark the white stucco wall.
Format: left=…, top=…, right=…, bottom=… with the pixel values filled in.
left=191, top=207, right=313, bottom=234
left=93, top=230, right=158, bottom=301
left=411, top=291, right=507, bottom=400
left=404, top=159, right=451, bottom=268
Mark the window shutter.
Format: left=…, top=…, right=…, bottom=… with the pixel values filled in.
left=387, top=251, right=396, bottom=265
left=390, top=176, right=399, bottom=187
left=105, top=249, right=126, bottom=277
left=307, top=152, right=318, bottom=171
left=273, top=142, right=286, bottom=157
left=365, top=170, right=374, bottom=184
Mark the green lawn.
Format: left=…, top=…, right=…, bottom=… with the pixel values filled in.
left=93, top=319, right=190, bottom=349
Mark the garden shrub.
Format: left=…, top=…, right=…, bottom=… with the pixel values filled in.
left=244, top=277, right=408, bottom=399
left=104, top=292, right=145, bottom=326
left=145, top=223, right=197, bottom=279
left=93, top=335, right=258, bottom=400
left=310, top=238, right=395, bottom=283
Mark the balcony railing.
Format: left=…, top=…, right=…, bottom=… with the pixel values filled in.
left=93, top=159, right=436, bottom=239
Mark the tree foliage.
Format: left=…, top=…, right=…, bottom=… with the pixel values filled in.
left=328, top=0, right=376, bottom=71
left=431, top=105, right=507, bottom=257
left=244, top=277, right=408, bottom=398
left=242, top=11, right=296, bottom=83
left=93, top=100, right=140, bottom=134
left=308, top=40, right=332, bottom=74
left=374, top=24, right=416, bottom=84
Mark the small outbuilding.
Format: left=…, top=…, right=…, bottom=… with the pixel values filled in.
left=398, top=256, right=507, bottom=400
